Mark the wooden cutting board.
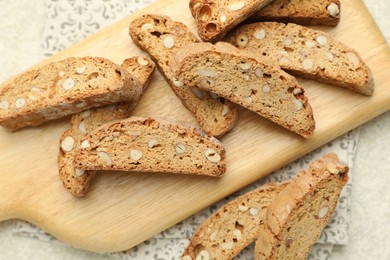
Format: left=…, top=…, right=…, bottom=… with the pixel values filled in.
left=1, top=0, right=390, bottom=253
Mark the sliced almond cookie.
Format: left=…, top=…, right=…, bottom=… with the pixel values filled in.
left=225, top=22, right=374, bottom=95
left=122, top=56, right=156, bottom=91
left=0, top=57, right=142, bottom=131
left=255, top=153, right=349, bottom=259
left=182, top=181, right=289, bottom=260
left=250, top=0, right=341, bottom=26
left=73, top=116, right=226, bottom=177
left=129, top=14, right=237, bottom=138
left=170, top=42, right=315, bottom=138
left=58, top=57, right=155, bottom=197
left=189, top=0, right=274, bottom=42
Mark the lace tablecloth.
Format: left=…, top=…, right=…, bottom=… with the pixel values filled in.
left=13, top=1, right=359, bottom=259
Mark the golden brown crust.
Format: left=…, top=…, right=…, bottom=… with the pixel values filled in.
left=73, top=116, right=226, bottom=177
left=58, top=57, right=155, bottom=197
left=182, top=181, right=289, bottom=260
left=225, top=22, right=374, bottom=95
left=255, top=153, right=349, bottom=259
left=171, top=42, right=315, bottom=138
left=0, top=57, right=142, bottom=131
left=121, top=56, right=156, bottom=90
left=189, top=0, right=275, bottom=42
left=58, top=127, right=96, bottom=197
left=129, top=14, right=237, bottom=138
left=250, top=0, right=341, bottom=26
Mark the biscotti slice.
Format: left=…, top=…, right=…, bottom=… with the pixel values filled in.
left=225, top=22, right=374, bottom=95
left=254, top=153, right=349, bottom=259
left=189, top=0, right=274, bottom=42
left=0, top=57, right=142, bottom=131
left=250, top=0, right=341, bottom=26
left=121, top=56, right=156, bottom=90
left=170, top=42, right=315, bottom=138
left=182, top=181, right=289, bottom=260
left=58, top=57, right=155, bottom=197
left=73, top=116, right=226, bottom=177
left=129, top=14, right=237, bottom=138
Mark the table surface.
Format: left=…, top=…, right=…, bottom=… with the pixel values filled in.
left=0, top=0, right=389, bottom=259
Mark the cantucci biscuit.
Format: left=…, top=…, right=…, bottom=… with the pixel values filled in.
left=182, top=181, right=289, bottom=260
left=129, top=14, right=237, bottom=138
left=255, top=153, right=349, bottom=259
left=0, top=57, right=142, bottom=131
left=189, top=0, right=274, bottom=42
left=170, top=42, right=315, bottom=138
left=58, top=57, right=155, bottom=197
left=251, top=0, right=341, bottom=26
left=225, top=22, right=374, bottom=95
left=73, top=117, right=226, bottom=177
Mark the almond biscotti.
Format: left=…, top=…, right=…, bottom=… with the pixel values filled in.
left=251, top=0, right=341, bottom=26
left=129, top=14, right=237, bottom=138
left=73, top=117, right=226, bottom=177
left=0, top=57, right=142, bottom=131
left=170, top=42, right=315, bottom=138
left=255, top=153, right=349, bottom=259
left=225, top=22, right=374, bottom=95
left=182, top=181, right=289, bottom=260
left=58, top=57, right=155, bottom=197
left=189, top=0, right=274, bottom=42
left=122, top=56, right=156, bottom=90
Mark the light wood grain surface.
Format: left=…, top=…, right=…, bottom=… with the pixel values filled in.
left=0, top=0, right=390, bottom=253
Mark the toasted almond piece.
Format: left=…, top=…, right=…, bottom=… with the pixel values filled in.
left=74, top=168, right=85, bottom=177
left=253, top=29, right=266, bottom=40
left=250, top=207, right=259, bottom=216
left=205, top=148, right=221, bottom=163
left=197, top=68, right=218, bottom=77
left=141, top=23, right=154, bottom=31
left=176, top=143, right=187, bottom=154
left=236, top=34, right=249, bottom=47
left=162, top=34, right=175, bottom=49
left=76, top=66, right=87, bottom=74
left=61, top=136, right=75, bottom=152
left=316, top=35, right=328, bottom=45
left=80, top=139, right=91, bottom=149
left=220, top=13, right=227, bottom=23
left=98, top=151, right=112, bottom=165
left=62, top=77, right=75, bottom=90
left=196, top=250, right=210, bottom=260
left=227, top=1, right=246, bottom=11
left=130, top=149, right=143, bottom=161
left=15, top=98, right=26, bottom=108
left=327, top=3, right=340, bottom=17
left=137, top=56, right=149, bottom=66
left=318, top=206, right=329, bottom=219
left=148, top=139, right=159, bottom=148
left=0, top=100, right=9, bottom=109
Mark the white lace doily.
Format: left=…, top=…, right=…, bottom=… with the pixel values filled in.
left=13, top=1, right=359, bottom=259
